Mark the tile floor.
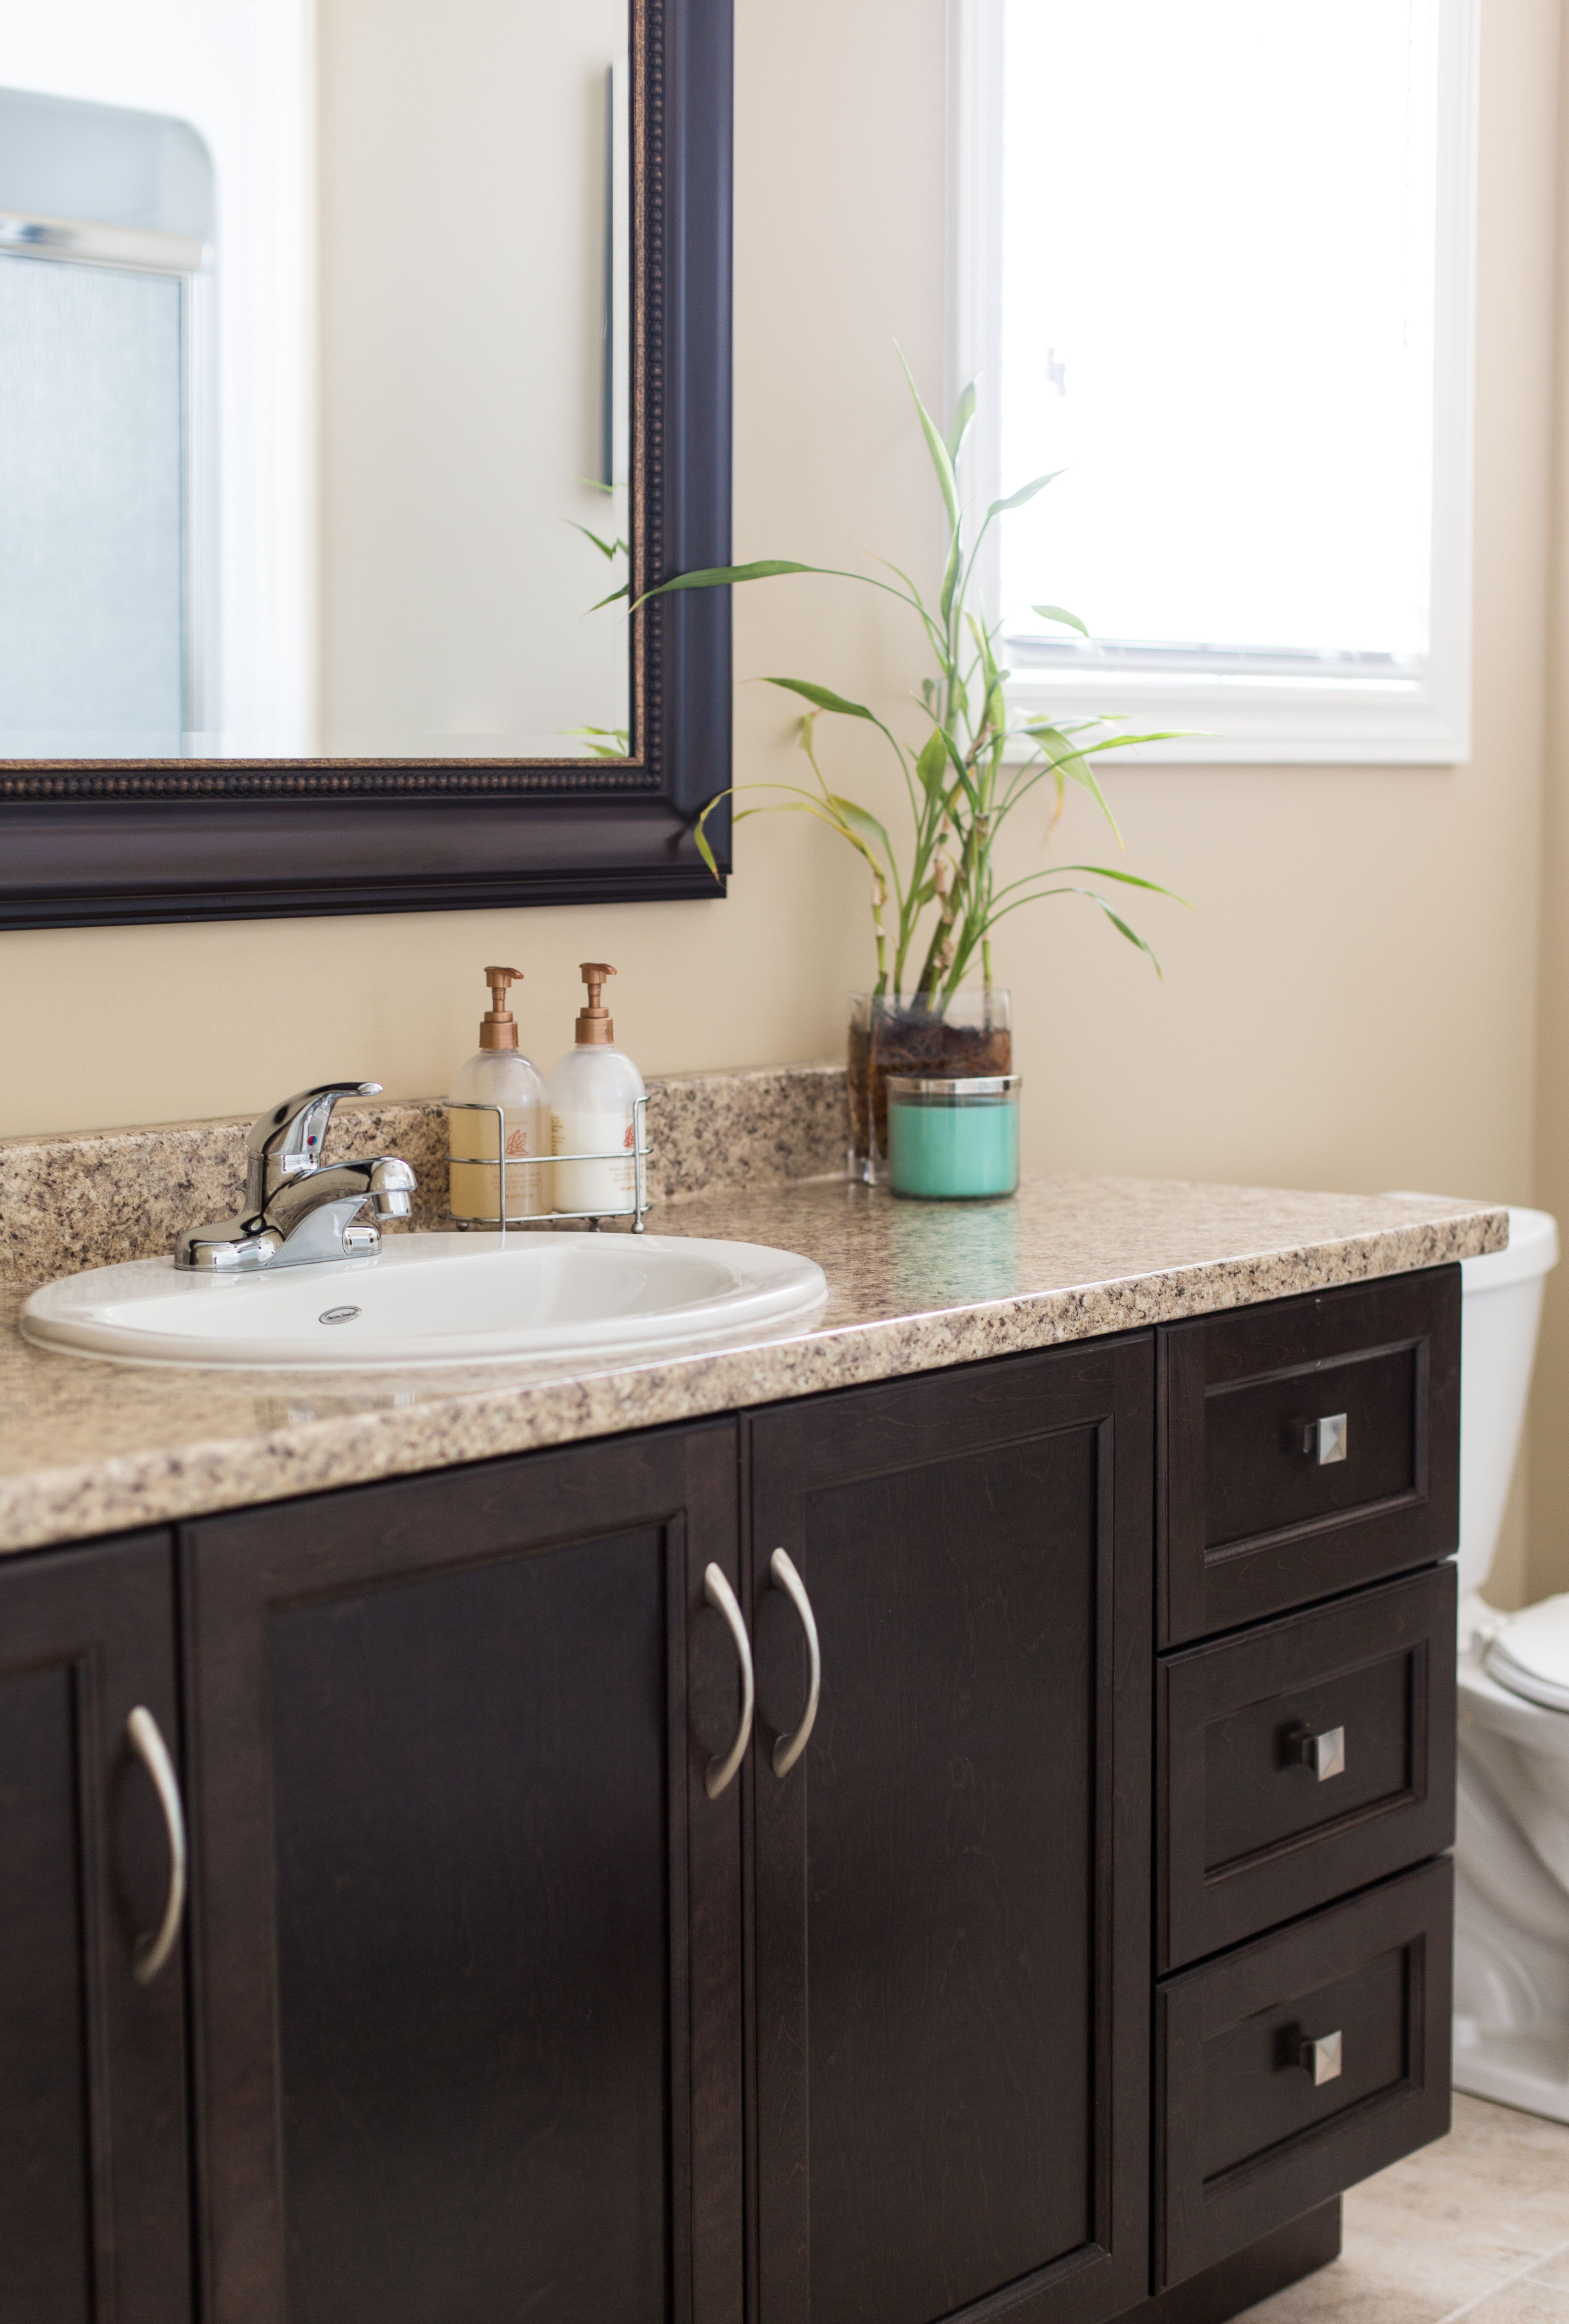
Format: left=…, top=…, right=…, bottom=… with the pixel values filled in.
left=1250, top=2098, right=1569, bottom=2324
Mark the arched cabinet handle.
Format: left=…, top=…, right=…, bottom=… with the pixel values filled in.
left=702, top=1565, right=755, bottom=1800
left=126, top=1706, right=187, bottom=1986
left=769, top=1549, right=821, bottom=1778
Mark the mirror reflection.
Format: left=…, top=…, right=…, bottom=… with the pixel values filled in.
left=0, top=0, right=633, bottom=763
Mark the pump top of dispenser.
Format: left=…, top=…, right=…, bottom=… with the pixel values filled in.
left=479, top=966, right=524, bottom=1051
left=574, top=962, right=617, bottom=1045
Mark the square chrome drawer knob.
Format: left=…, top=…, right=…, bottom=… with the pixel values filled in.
left=1312, top=1413, right=1348, bottom=1465
left=1299, top=1725, right=1347, bottom=1782
left=1301, top=2030, right=1343, bottom=2086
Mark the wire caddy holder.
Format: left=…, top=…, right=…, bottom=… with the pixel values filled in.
left=446, top=1094, right=653, bottom=1239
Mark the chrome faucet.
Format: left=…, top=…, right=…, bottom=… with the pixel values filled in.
left=175, top=1082, right=417, bottom=1272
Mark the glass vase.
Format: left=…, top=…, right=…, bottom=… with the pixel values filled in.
left=847, top=989, right=1013, bottom=1183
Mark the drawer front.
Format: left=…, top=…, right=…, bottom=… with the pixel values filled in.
left=1158, top=1565, right=1456, bottom=1971
left=1159, top=1269, right=1460, bottom=1645
left=1156, top=1857, right=1452, bottom=2289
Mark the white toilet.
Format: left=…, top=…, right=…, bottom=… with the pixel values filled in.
left=1448, top=1204, right=1569, bottom=2119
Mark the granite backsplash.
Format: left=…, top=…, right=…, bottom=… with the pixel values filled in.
left=0, top=1063, right=849, bottom=1283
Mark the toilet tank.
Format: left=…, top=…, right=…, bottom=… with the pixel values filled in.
left=1457, top=1207, right=1559, bottom=1600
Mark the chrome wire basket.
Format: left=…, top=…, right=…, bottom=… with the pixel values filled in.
left=445, top=1093, right=651, bottom=1237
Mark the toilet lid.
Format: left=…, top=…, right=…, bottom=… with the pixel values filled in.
left=1484, top=1593, right=1569, bottom=1713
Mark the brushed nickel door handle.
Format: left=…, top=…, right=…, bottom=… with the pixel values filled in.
left=126, top=1706, right=187, bottom=1986
left=1301, top=2030, right=1343, bottom=2085
left=1299, top=1725, right=1347, bottom=1782
left=702, top=1565, right=754, bottom=1800
left=769, top=1549, right=821, bottom=1778
left=1299, top=1413, right=1348, bottom=1464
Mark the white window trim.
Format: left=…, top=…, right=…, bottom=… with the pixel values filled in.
left=945, top=0, right=1480, bottom=766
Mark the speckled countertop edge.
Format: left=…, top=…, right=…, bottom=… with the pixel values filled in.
left=0, top=1173, right=1506, bottom=1556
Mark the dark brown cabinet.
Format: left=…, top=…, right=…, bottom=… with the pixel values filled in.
left=0, top=1530, right=190, bottom=2324
left=3, top=1268, right=1462, bottom=2324
left=180, top=1422, right=746, bottom=2324
left=746, top=1339, right=1154, bottom=2324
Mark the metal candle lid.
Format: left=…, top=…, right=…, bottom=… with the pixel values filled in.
left=884, top=1074, right=1022, bottom=1098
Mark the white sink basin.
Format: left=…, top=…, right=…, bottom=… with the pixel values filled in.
left=20, top=1231, right=829, bottom=1370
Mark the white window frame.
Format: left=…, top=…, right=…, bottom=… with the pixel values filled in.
left=946, top=0, right=1481, bottom=765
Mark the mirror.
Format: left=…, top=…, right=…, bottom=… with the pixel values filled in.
left=0, top=1, right=634, bottom=763
left=0, top=0, right=732, bottom=929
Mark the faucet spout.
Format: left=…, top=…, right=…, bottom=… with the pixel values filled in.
left=175, top=1086, right=417, bottom=1272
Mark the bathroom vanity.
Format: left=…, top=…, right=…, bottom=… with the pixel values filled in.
left=0, top=1143, right=1496, bottom=2324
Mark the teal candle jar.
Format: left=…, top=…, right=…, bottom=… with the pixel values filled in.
left=885, top=1075, right=1021, bottom=1200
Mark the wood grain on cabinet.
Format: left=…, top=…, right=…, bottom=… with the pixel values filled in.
left=0, top=1529, right=189, bottom=2324
left=1156, top=1857, right=1453, bottom=2289
left=747, top=1338, right=1155, bottom=2324
left=1159, top=1272, right=1460, bottom=1646
left=1158, top=1564, right=1457, bottom=1970
left=181, top=1422, right=744, bottom=2324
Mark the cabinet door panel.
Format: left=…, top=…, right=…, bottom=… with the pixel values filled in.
left=1157, top=1564, right=1457, bottom=1970
left=183, top=1423, right=743, bottom=2324
left=0, top=1530, right=189, bottom=2324
left=1156, top=1858, right=1452, bottom=2288
left=270, top=1527, right=671, bottom=2322
left=749, top=1339, right=1153, bottom=2324
left=1158, top=1270, right=1460, bottom=1645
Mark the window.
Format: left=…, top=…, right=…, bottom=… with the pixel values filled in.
left=950, top=0, right=1479, bottom=762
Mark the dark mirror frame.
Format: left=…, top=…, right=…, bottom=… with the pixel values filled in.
left=0, top=0, right=732, bottom=931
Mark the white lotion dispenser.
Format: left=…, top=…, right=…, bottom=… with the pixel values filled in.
left=448, top=966, right=551, bottom=1221
left=549, top=962, right=645, bottom=1215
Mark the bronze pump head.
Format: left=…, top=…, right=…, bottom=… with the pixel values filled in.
left=480, top=965, right=524, bottom=1050
left=575, top=961, right=617, bottom=1044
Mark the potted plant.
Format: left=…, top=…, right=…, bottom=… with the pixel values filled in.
left=631, top=359, right=1183, bottom=1177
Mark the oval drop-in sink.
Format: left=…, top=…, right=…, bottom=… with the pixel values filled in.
left=20, top=1231, right=829, bottom=1369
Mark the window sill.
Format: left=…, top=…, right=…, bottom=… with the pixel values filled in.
left=1002, top=669, right=1470, bottom=767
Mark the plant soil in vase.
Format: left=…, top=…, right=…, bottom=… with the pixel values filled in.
left=849, top=989, right=1012, bottom=1181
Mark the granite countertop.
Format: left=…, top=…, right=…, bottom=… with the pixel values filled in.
left=0, top=1171, right=1505, bottom=1556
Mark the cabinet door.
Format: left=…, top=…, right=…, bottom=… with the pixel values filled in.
left=749, top=1339, right=1154, bottom=2324
left=182, top=1422, right=744, bottom=2324
left=0, top=1530, right=190, bottom=2324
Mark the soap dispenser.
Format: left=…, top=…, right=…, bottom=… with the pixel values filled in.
left=549, top=963, right=645, bottom=1215
left=449, top=966, right=551, bottom=1222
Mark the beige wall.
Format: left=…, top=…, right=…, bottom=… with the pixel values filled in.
left=0, top=1, right=1562, bottom=1591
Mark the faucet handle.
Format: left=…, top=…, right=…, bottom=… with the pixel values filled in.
left=246, top=1082, right=382, bottom=1205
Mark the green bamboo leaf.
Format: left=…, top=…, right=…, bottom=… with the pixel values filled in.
left=986, top=469, right=1064, bottom=521
left=761, top=676, right=877, bottom=722
left=627, top=558, right=842, bottom=613
left=1026, top=721, right=1125, bottom=846
left=897, top=346, right=960, bottom=532
left=946, top=379, right=978, bottom=463
left=938, top=529, right=963, bottom=626
left=1039, top=727, right=1188, bottom=756
left=568, top=522, right=627, bottom=562
left=692, top=793, right=729, bottom=882
left=916, top=728, right=948, bottom=796
left=1031, top=602, right=1089, bottom=637
left=824, top=793, right=894, bottom=864
left=639, top=558, right=819, bottom=602
left=590, top=581, right=631, bottom=610
left=1093, top=900, right=1163, bottom=976
left=1052, top=864, right=1189, bottom=902
left=988, top=883, right=1164, bottom=977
